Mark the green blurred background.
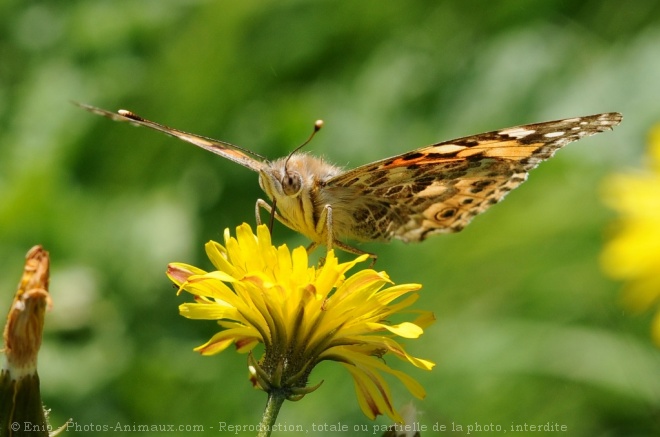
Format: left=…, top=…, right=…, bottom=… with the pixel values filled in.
left=1, top=0, right=659, bottom=435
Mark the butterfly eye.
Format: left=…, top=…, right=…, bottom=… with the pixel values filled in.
left=282, top=172, right=302, bottom=196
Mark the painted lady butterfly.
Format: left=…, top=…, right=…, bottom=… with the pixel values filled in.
left=77, top=103, right=621, bottom=257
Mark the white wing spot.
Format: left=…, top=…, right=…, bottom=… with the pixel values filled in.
left=544, top=131, right=565, bottom=138
left=435, top=144, right=468, bottom=154
left=498, top=127, right=536, bottom=139
left=417, top=182, right=450, bottom=197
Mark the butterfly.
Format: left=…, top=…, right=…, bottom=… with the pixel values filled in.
left=77, top=102, right=621, bottom=258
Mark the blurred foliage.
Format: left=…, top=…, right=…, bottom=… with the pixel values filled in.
left=1, top=0, right=659, bottom=435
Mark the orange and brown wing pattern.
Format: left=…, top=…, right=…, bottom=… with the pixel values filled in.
left=327, top=112, right=622, bottom=242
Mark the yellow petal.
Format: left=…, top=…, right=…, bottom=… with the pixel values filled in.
left=256, top=224, right=278, bottom=268
left=204, top=240, right=234, bottom=276
left=409, top=310, right=437, bottom=329
left=179, top=302, right=238, bottom=320
left=367, top=321, right=424, bottom=338
left=166, top=263, right=207, bottom=286
left=344, top=364, right=402, bottom=423
left=183, top=275, right=235, bottom=300
left=194, top=333, right=235, bottom=355
left=291, top=246, right=310, bottom=288
left=236, top=223, right=265, bottom=271
left=383, top=365, right=427, bottom=399
left=225, top=234, right=245, bottom=271
left=375, top=283, right=422, bottom=306
left=330, top=270, right=389, bottom=310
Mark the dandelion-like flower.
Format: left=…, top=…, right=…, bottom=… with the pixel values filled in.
left=602, top=125, right=660, bottom=346
left=167, top=223, right=435, bottom=427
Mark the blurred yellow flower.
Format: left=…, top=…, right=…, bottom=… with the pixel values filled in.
left=602, top=125, right=660, bottom=346
left=167, top=223, right=435, bottom=423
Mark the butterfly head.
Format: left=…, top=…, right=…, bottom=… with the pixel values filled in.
left=257, top=157, right=310, bottom=236
left=258, top=156, right=306, bottom=200
left=258, top=154, right=343, bottom=236
left=256, top=120, right=345, bottom=239
left=258, top=120, right=325, bottom=200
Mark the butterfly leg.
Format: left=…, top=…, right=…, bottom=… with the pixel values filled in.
left=315, top=204, right=335, bottom=251
left=255, top=198, right=294, bottom=231
left=317, top=204, right=377, bottom=264
left=306, top=230, right=376, bottom=266
left=332, top=240, right=377, bottom=265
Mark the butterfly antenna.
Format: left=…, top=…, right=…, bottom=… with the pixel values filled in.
left=284, top=120, right=323, bottom=171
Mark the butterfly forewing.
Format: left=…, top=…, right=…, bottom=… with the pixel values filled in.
left=75, top=102, right=265, bottom=172
left=326, top=112, right=622, bottom=242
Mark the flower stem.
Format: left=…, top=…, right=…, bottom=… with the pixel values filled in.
left=257, top=390, right=285, bottom=437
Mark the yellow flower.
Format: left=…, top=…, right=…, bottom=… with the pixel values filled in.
left=167, top=223, right=435, bottom=422
left=602, top=125, right=660, bottom=346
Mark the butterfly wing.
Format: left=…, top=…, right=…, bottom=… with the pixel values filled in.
left=75, top=102, right=266, bottom=172
left=324, top=112, right=622, bottom=243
